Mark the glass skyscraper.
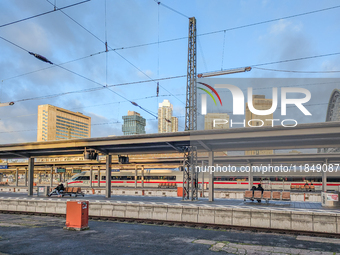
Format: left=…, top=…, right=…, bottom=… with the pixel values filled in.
left=122, top=111, right=146, bottom=135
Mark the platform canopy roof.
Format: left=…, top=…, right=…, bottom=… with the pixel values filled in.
left=1, top=122, right=340, bottom=159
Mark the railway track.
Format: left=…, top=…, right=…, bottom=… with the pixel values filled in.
left=1, top=210, right=340, bottom=239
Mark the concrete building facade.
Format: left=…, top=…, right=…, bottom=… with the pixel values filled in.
left=319, top=89, right=340, bottom=153
left=158, top=100, right=178, bottom=133
left=37, top=104, right=91, bottom=142
left=245, top=95, right=274, bottom=155
left=122, top=111, right=146, bottom=135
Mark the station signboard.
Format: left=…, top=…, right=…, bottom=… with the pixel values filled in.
left=72, top=169, right=82, bottom=174
left=112, top=169, right=120, bottom=172
left=0, top=163, right=8, bottom=169
left=55, top=168, right=66, bottom=173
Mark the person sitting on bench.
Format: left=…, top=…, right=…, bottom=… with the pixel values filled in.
left=250, top=186, right=256, bottom=201
left=56, top=183, right=64, bottom=195
left=49, top=183, right=64, bottom=196
left=257, top=184, right=264, bottom=194
left=256, top=184, right=264, bottom=202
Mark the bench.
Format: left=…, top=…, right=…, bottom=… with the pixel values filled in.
left=272, top=191, right=281, bottom=200
left=243, top=190, right=265, bottom=203
left=290, top=184, right=315, bottom=192
left=49, top=187, right=84, bottom=197
left=244, top=191, right=291, bottom=202
left=282, top=191, right=291, bottom=201
left=158, top=183, right=177, bottom=189
left=64, top=187, right=84, bottom=197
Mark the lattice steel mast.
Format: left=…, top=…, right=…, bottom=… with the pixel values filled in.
left=183, top=17, right=198, bottom=201
left=185, top=17, right=197, bottom=131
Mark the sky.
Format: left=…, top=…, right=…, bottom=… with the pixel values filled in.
left=0, top=0, right=340, bottom=144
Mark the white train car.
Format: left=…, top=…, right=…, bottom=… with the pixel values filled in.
left=66, top=169, right=340, bottom=191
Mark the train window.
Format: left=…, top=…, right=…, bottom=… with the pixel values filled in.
left=143, top=176, right=176, bottom=180
left=95, top=175, right=98, bottom=180
left=214, top=176, right=248, bottom=181
left=78, top=176, right=90, bottom=180
left=101, top=176, right=106, bottom=180
left=328, top=177, right=340, bottom=182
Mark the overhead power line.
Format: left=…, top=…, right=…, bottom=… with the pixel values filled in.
left=2, top=48, right=339, bottom=103
left=154, top=0, right=189, bottom=19
left=13, top=75, right=186, bottom=103
left=0, top=36, right=158, bottom=118
left=109, top=4, right=340, bottom=51
left=253, top=67, right=340, bottom=73
left=0, top=0, right=91, bottom=28
left=1, top=50, right=106, bottom=82
left=252, top=52, right=340, bottom=67
left=48, top=1, right=185, bottom=105
left=2, top=4, right=340, bottom=84
left=45, top=0, right=103, bottom=44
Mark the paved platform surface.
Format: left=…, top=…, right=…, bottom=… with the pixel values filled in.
left=0, top=192, right=339, bottom=213
left=0, top=214, right=340, bottom=255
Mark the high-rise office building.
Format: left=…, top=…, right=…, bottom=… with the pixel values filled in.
left=158, top=100, right=178, bottom=133
left=37, top=104, right=91, bottom=142
left=245, top=95, right=274, bottom=155
left=122, top=111, right=146, bottom=135
left=204, top=113, right=230, bottom=130
left=171, top=117, right=178, bottom=132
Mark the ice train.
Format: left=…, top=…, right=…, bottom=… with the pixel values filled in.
left=66, top=169, right=340, bottom=191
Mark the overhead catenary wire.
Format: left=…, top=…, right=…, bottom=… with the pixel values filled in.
left=1, top=50, right=107, bottom=82
left=4, top=49, right=340, bottom=103
left=3, top=4, right=340, bottom=84
left=45, top=0, right=103, bottom=44
left=154, top=0, right=189, bottom=19
left=13, top=74, right=186, bottom=102
left=221, top=30, right=226, bottom=70
left=197, top=38, right=208, bottom=72
left=0, top=36, right=158, bottom=118
left=0, top=0, right=91, bottom=28
left=107, top=4, right=340, bottom=52
left=197, top=52, right=340, bottom=77
left=48, top=1, right=184, bottom=105
left=252, top=67, right=340, bottom=73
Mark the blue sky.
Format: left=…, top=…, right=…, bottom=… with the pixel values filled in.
left=0, top=0, right=340, bottom=143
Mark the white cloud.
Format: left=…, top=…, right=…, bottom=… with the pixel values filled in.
left=269, top=19, right=303, bottom=34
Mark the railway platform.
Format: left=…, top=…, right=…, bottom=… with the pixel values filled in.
left=1, top=192, right=340, bottom=237
left=0, top=192, right=333, bottom=211
left=1, top=213, right=340, bottom=255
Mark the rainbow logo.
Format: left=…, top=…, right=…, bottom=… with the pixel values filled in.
left=197, top=82, right=223, bottom=106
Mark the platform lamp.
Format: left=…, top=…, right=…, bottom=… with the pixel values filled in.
left=197, top=66, right=251, bottom=78
left=0, top=102, right=14, bottom=107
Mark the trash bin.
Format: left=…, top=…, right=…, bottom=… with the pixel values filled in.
left=37, top=186, right=49, bottom=197
left=65, top=201, right=89, bottom=231
left=321, top=192, right=340, bottom=207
